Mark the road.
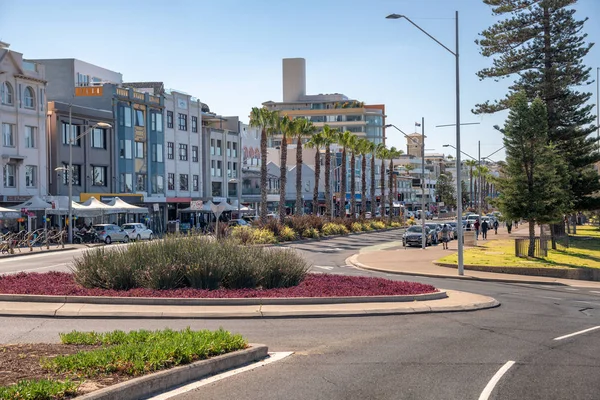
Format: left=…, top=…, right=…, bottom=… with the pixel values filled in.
left=1, top=230, right=600, bottom=399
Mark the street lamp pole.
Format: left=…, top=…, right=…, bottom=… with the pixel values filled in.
left=386, top=11, right=462, bottom=273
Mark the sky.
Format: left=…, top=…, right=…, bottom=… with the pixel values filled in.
left=1, top=0, right=599, bottom=161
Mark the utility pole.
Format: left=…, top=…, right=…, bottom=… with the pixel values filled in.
left=421, top=117, right=426, bottom=249
left=477, top=140, right=481, bottom=217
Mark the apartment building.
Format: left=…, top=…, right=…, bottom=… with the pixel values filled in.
left=0, top=42, right=48, bottom=206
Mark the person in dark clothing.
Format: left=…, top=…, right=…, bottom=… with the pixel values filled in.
left=506, top=221, right=512, bottom=234
left=493, top=220, right=499, bottom=234
left=481, top=220, right=489, bottom=240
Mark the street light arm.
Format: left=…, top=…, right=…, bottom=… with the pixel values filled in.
left=386, top=124, right=419, bottom=145
left=483, top=145, right=505, bottom=160
left=442, top=144, right=477, bottom=161
left=392, top=15, right=456, bottom=56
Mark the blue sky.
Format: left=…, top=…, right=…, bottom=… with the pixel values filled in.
left=1, top=0, right=599, bottom=160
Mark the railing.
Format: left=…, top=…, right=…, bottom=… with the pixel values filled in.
left=515, top=237, right=548, bottom=258
left=0, top=229, right=65, bottom=254
left=116, top=87, right=129, bottom=97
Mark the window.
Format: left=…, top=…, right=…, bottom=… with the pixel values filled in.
left=135, top=142, right=145, bottom=159
left=179, top=143, right=188, bottom=161
left=25, top=165, right=37, bottom=187
left=210, top=139, right=215, bottom=155
left=91, top=128, right=105, bottom=149
left=120, top=139, right=132, bottom=159
left=211, top=160, right=215, bottom=177
left=135, top=109, right=145, bottom=127
left=233, top=162, right=238, bottom=178
left=227, top=161, right=232, bottom=178
left=61, top=123, right=79, bottom=146
left=120, top=173, right=133, bottom=193
left=62, top=164, right=81, bottom=186
left=167, top=142, right=174, bottom=159
left=76, top=73, right=89, bottom=87
left=121, top=106, right=132, bottom=127
left=178, top=113, right=187, bottom=131
left=167, top=173, right=175, bottom=190
left=3, top=164, right=15, bottom=187
left=2, top=123, right=14, bottom=147
left=212, top=182, right=222, bottom=197
left=192, top=146, right=198, bottom=162
left=193, top=175, right=199, bottom=191
left=179, top=174, right=188, bottom=191
left=167, top=111, right=174, bottom=128
left=136, top=174, right=147, bottom=191
left=216, top=160, right=222, bottom=177
left=191, top=116, right=198, bottom=133
left=152, top=143, right=164, bottom=162
left=152, top=175, right=164, bottom=194
left=227, top=142, right=231, bottom=157
left=24, top=86, right=35, bottom=109
left=0, top=82, right=13, bottom=105
left=232, top=142, right=238, bottom=158
left=151, top=112, right=163, bottom=132
left=24, top=126, right=36, bottom=148
left=91, top=166, right=107, bottom=186
left=216, top=140, right=222, bottom=155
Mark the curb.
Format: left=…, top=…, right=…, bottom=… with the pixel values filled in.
left=0, top=290, right=447, bottom=306
left=0, top=247, right=77, bottom=259
left=76, top=344, right=268, bottom=400
left=346, top=254, right=568, bottom=286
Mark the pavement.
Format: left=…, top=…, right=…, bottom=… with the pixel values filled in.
left=348, top=222, right=600, bottom=288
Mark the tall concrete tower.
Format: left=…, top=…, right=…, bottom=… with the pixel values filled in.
left=282, top=58, right=306, bottom=102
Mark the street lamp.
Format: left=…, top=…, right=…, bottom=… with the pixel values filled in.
left=442, top=144, right=476, bottom=161
left=385, top=123, right=426, bottom=249
left=387, top=11, right=463, bottom=274
left=228, top=178, right=242, bottom=218
left=56, top=122, right=112, bottom=244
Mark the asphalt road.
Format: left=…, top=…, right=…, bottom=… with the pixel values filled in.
left=1, top=230, right=600, bottom=399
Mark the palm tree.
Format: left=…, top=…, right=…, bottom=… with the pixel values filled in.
left=387, top=147, right=403, bottom=222
left=278, top=116, right=292, bottom=224
left=249, top=107, right=278, bottom=222
left=289, top=118, right=315, bottom=215
left=377, top=145, right=389, bottom=216
left=357, top=138, right=373, bottom=217
left=321, top=125, right=339, bottom=218
left=370, top=142, right=382, bottom=215
left=347, top=134, right=359, bottom=219
left=474, top=164, right=490, bottom=213
left=305, top=131, right=326, bottom=215
left=465, top=159, right=477, bottom=209
left=337, top=131, right=354, bottom=218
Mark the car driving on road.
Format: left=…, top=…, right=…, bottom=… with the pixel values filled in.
left=402, top=225, right=433, bottom=247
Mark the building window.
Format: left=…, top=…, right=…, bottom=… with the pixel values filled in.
left=179, top=143, right=188, bottom=161
left=76, top=73, right=89, bottom=87
left=0, top=82, right=13, bottom=105
left=233, top=162, right=238, bottom=178
left=152, top=175, right=164, bottom=194
left=24, top=86, right=35, bottom=109
left=227, top=161, right=232, bottom=178
left=179, top=174, right=188, bottom=191
left=24, top=126, right=36, bottom=148
left=167, top=142, right=174, bottom=159
left=152, top=143, right=164, bottom=162
left=211, top=160, right=215, bottom=177
left=120, top=173, right=133, bottom=193
left=62, top=164, right=81, bottom=186
left=178, top=113, right=187, bottom=131
left=120, top=139, right=132, bottom=159
left=91, top=166, right=107, bottom=186
left=91, top=128, right=105, bottom=149
left=216, top=160, right=222, bottom=177
left=227, top=142, right=231, bottom=157
left=25, top=165, right=37, bottom=187
left=2, top=123, right=14, bottom=147
left=135, top=142, right=145, bottom=159
left=216, top=140, right=222, bottom=155
left=212, top=182, right=222, bottom=197
left=210, top=139, right=215, bottom=155
left=192, top=146, right=198, bottom=162
left=120, top=106, right=132, bottom=127
left=193, top=175, right=199, bottom=191
left=232, top=142, right=238, bottom=158
left=151, top=112, right=163, bottom=132
left=167, top=111, right=174, bottom=128
left=3, top=164, right=15, bottom=187
left=135, top=109, right=145, bottom=127
left=137, top=174, right=146, bottom=191
left=168, top=173, right=175, bottom=190
left=61, top=123, right=80, bottom=146
left=191, top=116, right=198, bottom=133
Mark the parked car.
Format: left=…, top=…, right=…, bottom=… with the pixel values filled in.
left=402, top=225, right=433, bottom=247
left=92, top=224, right=130, bottom=244
left=447, top=222, right=459, bottom=240
left=425, top=223, right=443, bottom=244
left=365, top=212, right=372, bottom=219
left=228, top=219, right=249, bottom=227
left=122, top=223, right=153, bottom=241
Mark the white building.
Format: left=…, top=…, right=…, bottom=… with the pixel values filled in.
left=0, top=42, right=49, bottom=206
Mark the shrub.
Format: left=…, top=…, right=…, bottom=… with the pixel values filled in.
left=322, top=223, right=349, bottom=236
left=0, top=379, right=79, bottom=400
left=285, top=215, right=325, bottom=233
left=371, top=221, right=386, bottom=230
left=302, top=227, right=320, bottom=239
left=278, top=226, right=297, bottom=241
left=230, top=226, right=254, bottom=245
left=351, top=222, right=364, bottom=233
left=331, top=217, right=354, bottom=231
left=389, top=221, right=402, bottom=228
left=407, top=219, right=417, bottom=226
left=258, top=219, right=284, bottom=238
left=251, top=228, right=277, bottom=244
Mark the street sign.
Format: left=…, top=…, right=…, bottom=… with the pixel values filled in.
left=153, top=203, right=159, bottom=212
left=190, top=200, right=203, bottom=211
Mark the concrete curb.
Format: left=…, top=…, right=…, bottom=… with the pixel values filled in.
left=346, top=254, right=568, bottom=286
left=76, top=344, right=268, bottom=400
left=0, top=290, right=447, bottom=306
left=0, top=246, right=77, bottom=259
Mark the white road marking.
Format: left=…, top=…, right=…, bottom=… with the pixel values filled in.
left=554, top=326, right=600, bottom=341
left=313, top=266, right=334, bottom=270
left=0, top=250, right=80, bottom=263
left=589, top=291, right=600, bottom=294
left=478, top=361, right=516, bottom=400
left=538, top=296, right=562, bottom=300
left=564, top=288, right=579, bottom=291
left=148, top=351, right=293, bottom=400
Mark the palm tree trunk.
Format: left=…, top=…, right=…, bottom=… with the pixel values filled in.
left=260, top=128, right=268, bottom=222
left=350, top=152, right=356, bottom=219
left=295, top=136, right=303, bottom=215
left=380, top=161, right=386, bottom=217
left=313, top=150, right=320, bottom=215
left=528, top=220, right=536, bottom=257
left=361, top=154, right=367, bottom=217
left=279, top=136, right=287, bottom=224
left=370, top=155, right=376, bottom=215
left=340, top=148, right=347, bottom=218
left=325, top=146, right=331, bottom=218
left=388, top=159, right=394, bottom=223
left=469, top=168, right=473, bottom=209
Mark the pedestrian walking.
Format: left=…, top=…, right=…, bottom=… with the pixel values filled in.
left=506, top=221, right=512, bottom=234
left=481, top=220, right=489, bottom=240
left=441, top=224, right=450, bottom=250
left=493, top=220, right=499, bottom=234
left=474, top=219, right=481, bottom=239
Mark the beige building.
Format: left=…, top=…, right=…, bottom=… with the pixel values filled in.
left=0, top=42, right=48, bottom=206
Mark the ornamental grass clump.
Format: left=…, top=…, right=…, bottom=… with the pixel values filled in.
left=278, top=226, right=297, bottom=242
left=251, top=228, right=277, bottom=244
left=371, top=221, right=386, bottom=230
left=321, top=223, right=349, bottom=236
left=302, top=227, right=320, bottom=239
left=351, top=222, right=364, bottom=233
left=285, top=215, right=325, bottom=233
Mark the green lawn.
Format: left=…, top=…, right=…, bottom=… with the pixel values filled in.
left=438, top=226, right=600, bottom=270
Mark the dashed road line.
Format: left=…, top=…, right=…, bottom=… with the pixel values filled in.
left=554, top=326, right=600, bottom=341
left=313, top=266, right=334, bottom=270
left=479, top=361, right=515, bottom=400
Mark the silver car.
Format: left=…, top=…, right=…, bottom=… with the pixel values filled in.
left=92, top=224, right=130, bottom=244
left=122, top=223, right=153, bottom=241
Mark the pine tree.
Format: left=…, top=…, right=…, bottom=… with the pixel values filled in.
left=496, top=93, right=569, bottom=257
left=475, top=0, right=599, bottom=211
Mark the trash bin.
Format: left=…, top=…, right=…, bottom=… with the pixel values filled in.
left=463, top=231, right=477, bottom=246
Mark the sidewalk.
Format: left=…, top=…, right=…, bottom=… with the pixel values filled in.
left=348, top=224, right=600, bottom=288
